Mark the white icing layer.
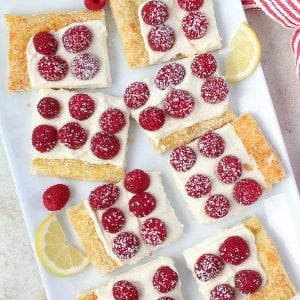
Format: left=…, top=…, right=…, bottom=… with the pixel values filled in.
left=27, top=20, right=112, bottom=89
left=138, top=0, right=222, bottom=64
left=32, top=89, right=129, bottom=168
left=183, top=223, right=267, bottom=300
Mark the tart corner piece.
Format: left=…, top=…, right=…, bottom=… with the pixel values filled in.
left=5, top=10, right=104, bottom=92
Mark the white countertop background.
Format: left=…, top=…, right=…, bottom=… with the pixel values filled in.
left=1, top=10, right=300, bottom=299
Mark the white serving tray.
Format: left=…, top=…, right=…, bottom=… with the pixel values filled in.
left=0, top=0, right=300, bottom=299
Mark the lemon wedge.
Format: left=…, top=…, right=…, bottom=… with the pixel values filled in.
left=35, top=214, right=89, bottom=276
left=226, top=22, right=262, bottom=82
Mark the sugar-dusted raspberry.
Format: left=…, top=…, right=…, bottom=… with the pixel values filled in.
left=198, top=131, right=225, bottom=158
left=201, top=77, right=229, bottom=104
left=191, top=53, right=217, bottom=79
left=142, top=0, right=169, bottom=26
left=177, top=0, right=204, bottom=11
left=185, top=174, right=212, bottom=198
left=154, top=63, right=186, bottom=90
left=124, top=169, right=150, bottom=194
left=71, top=53, right=100, bottom=80
left=101, top=207, right=125, bottom=234
left=219, top=236, right=250, bottom=265
left=233, top=178, right=262, bottom=206
left=84, top=0, right=106, bottom=11
left=38, top=55, right=68, bottom=81
left=194, top=254, right=224, bottom=282
left=139, top=106, right=165, bottom=131
left=58, top=122, right=87, bottom=150
left=37, top=97, right=60, bottom=119
left=141, top=218, right=167, bottom=246
left=129, top=192, right=156, bottom=217
left=152, top=266, right=178, bottom=293
left=164, top=89, right=195, bottom=118
left=69, top=93, right=95, bottom=121
left=235, top=270, right=262, bottom=294
left=124, top=82, right=149, bottom=110
left=148, top=25, right=175, bottom=52
left=170, top=146, right=196, bottom=172
left=43, top=184, right=70, bottom=211
left=210, top=284, right=235, bottom=300
left=100, top=108, right=126, bottom=134
left=33, top=32, right=58, bottom=55
left=182, top=11, right=208, bottom=40
left=62, top=25, right=93, bottom=53
left=88, top=184, right=120, bottom=210
left=90, top=132, right=120, bottom=160
left=205, top=194, right=230, bottom=219
left=32, top=125, right=58, bottom=153
left=112, top=232, right=140, bottom=259
left=112, top=280, right=139, bottom=300
left=217, top=155, right=242, bottom=184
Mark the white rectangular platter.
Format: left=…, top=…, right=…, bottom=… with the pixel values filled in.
left=1, top=0, right=300, bottom=299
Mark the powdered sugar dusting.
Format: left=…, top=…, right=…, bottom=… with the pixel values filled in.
left=152, top=265, right=178, bottom=293
left=182, top=11, right=208, bottom=40
left=201, top=76, right=229, bottom=103
left=217, top=155, right=243, bottom=184
left=71, top=53, right=100, bottom=80
left=185, top=174, right=212, bottom=198
left=210, top=284, right=235, bottom=300
left=205, top=194, right=230, bottom=219
left=142, top=0, right=169, bottom=26
left=124, top=82, right=150, bottom=109
left=148, top=24, right=175, bottom=52
left=58, top=122, right=87, bottom=150
left=38, top=55, right=68, bottom=81
left=191, top=53, right=217, bottom=79
left=198, top=131, right=225, bottom=158
left=101, top=207, right=126, bottom=234
left=170, top=146, right=196, bottom=172
left=140, top=217, right=167, bottom=246
left=112, top=232, right=140, bottom=259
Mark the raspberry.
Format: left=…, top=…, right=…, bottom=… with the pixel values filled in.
left=141, top=0, right=169, bottom=26
left=38, top=55, right=68, bottom=81
left=177, top=0, right=204, bottom=11
left=124, top=82, right=149, bottom=110
left=101, top=208, right=125, bottom=233
left=32, top=125, right=58, bottom=153
left=112, top=232, right=140, bottom=259
left=235, top=270, right=262, bottom=294
left=84, top=0, right=106, bottom=11
left=164, top=89, right=195, bottom=118
left=205, top=194, right=230, bottom=219
left=148, top=25, right=175, bottom=52
left=233, top=179, right=262, bottom=206
left=33, top=32, right=58, bottom=55
left=152, top=266, right=178, bottom=293
left=71, top=53, right=100, bottom=80
left=88, top=184, right=120, bottom=210
left=43, top=184, right=70, bottom=211
left=154, top=63, right=186, bottom=90
left=140, top=218, right=167, bottom=246
left=219, top=236, right=250, bottom=265
left=139, top=106, right=165, bottom=131
left=191, top=53, right=217, bottom=79
left=185, top=174, right=211, bottom=198
left=210, top=284, right=235, bottom=300
left=62, top=25, right=93, bottom=53
left=198, top=131, right=225, bottom=158
left=37, top=97, right=60, bottom=119
left=129, top=192, right=156, bottom=217
left=194, top=254, right=224, bottom=282
left=90, top=132, right=120, bottom=160
left=112, top=280, right=138, bottom=300
left=100, top=108, right=126, bottom=134
left=182, top=12, right=208, bottom=40
left=170, top=146, right=196, bottom=172
left=201, top=77, right=229, bottom=104
left=217, top=155, right=242, bottom=184
left=69, top=93, right=95, bottom=121
left=124, top=169, right=150, bottom=194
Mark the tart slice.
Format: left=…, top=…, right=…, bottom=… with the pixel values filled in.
left=183, top=216, right=296, bottom=299
left=68, top=170, right=183, bottom=275
left=5, top=10, right=111, bottom=91
left=78, top=256, right=183, bottom=300
left=110, top=0, right=222, bottom=67
left=168, top=114, right=285, bottom=223
left=123, top=53, right=234, bottom=153
left=31, top=89, right=129, bottom=182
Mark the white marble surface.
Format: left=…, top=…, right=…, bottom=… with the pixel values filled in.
left=0, top=10, right=299, bottom=300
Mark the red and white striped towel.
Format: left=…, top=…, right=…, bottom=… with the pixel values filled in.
left=242, top=0, right=300, bottom=80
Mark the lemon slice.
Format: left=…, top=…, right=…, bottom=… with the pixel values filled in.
left=35, top=214, right=89, bottom=276
left=226, top=22, right=262, bottom=82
